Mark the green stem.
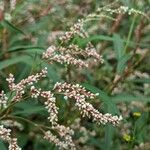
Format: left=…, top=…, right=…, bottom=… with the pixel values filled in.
left=0, top=95, right=30, bottom=118
left=3, top=115, right=52, bottom=132
left=123, top=14, right=137, bottom=53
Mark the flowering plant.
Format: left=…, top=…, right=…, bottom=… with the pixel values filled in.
left=0, top=1, right=149, bottom=149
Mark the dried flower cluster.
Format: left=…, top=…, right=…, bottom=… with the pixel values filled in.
left=70, top=118, right=96, bottom=145
left=0, top=125, right=21, bottom=150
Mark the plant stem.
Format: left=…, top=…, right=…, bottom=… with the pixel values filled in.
left=2, top=115, right=52, bottom=133
left=123, top=14, right=137, bottom=53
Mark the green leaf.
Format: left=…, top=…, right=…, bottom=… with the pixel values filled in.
left=42, top=62, right=61, bottom=82
left=113, top=33, right=125, bottom=59
left=76, top=35, right=149, bottom=48
left=128, top=78, right=150, bottom=84
left=0, top=140, right=7, bottom=150
left=76, top=35, right=113, bottom=46
left=13, top=101, right=46, bottom=116
left=8, top=46, right=44, bottom=53
left=113, top=33, right=132, bottom=75
left=134, top=113, right=148, bottom=132
left=12, top=106, right=45, bottom=116
left=134, top=112, right=149, bottom=142
left=18, top=133, right=28, bottom=148
left=123, top=14, right=136, bottom=53
left=89, top=35, right=113, bottom=41
left=0, top=55, right=33, bottom=70
left=103, top=125, right=114, bottom=150
left=117, top=54, right=131, bottom=74
left=111, top=93, right=150, bottom=103
left=1, top=20, right=26, bottom=35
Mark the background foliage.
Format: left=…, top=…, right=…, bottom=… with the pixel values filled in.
left=0, top=0, right=150, bottom=149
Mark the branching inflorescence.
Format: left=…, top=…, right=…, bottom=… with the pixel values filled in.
left=0, top=23, right=119, bottom=150
left=86, top=5, right=149, bottom=21
left=53, top=82, right=122, bottom=125
left=0, top=5, right=133, bottom=150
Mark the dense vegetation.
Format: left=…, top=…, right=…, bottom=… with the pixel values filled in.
left=0, top=0, right=150, bottom=149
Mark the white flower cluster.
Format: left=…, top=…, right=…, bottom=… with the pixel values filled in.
left=54, top=82, right=122, bottom=125
left=44, top=125, right=75, bottom=149
left=50, top=53, right=89, bottom=67
left=42, top=46, right=56, bottom=59
left=0, top=125, right=21, bottom=150
left=54, top=82, right=97, bottom=99
left=43, top=46, right=89, bottom=68
left=6, top=68, right=47, bottom=102
left=42, top=91, right=58, bottom=125
left=31, top=86, right=58, bottom=126
left=44, top=130, right=75, bottom=150
left=52, top=125, right=75, bottom=149
left=42, top=17, right=104, bottom=68
left=44, top=126, right=75, bottom=150
left=30, top=86, right=75, bottom=149
left=98, top=6, right=147, bottom=17
left=85, top=44, right=104, bottom=63
left=0, top=125, right=11, bottom=141
left=59, top=19, right=85, bottom=42
left=44, top=131, right=66, bottom=149
left=0, top=90, right=8, bottom=108
left=53, top=125, right=74, bottom=138
left=9, top=138, right=21, bottom=150
left=75, top=96, right=122, bottom=125
left=59, top=44, right=104, bottom=64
